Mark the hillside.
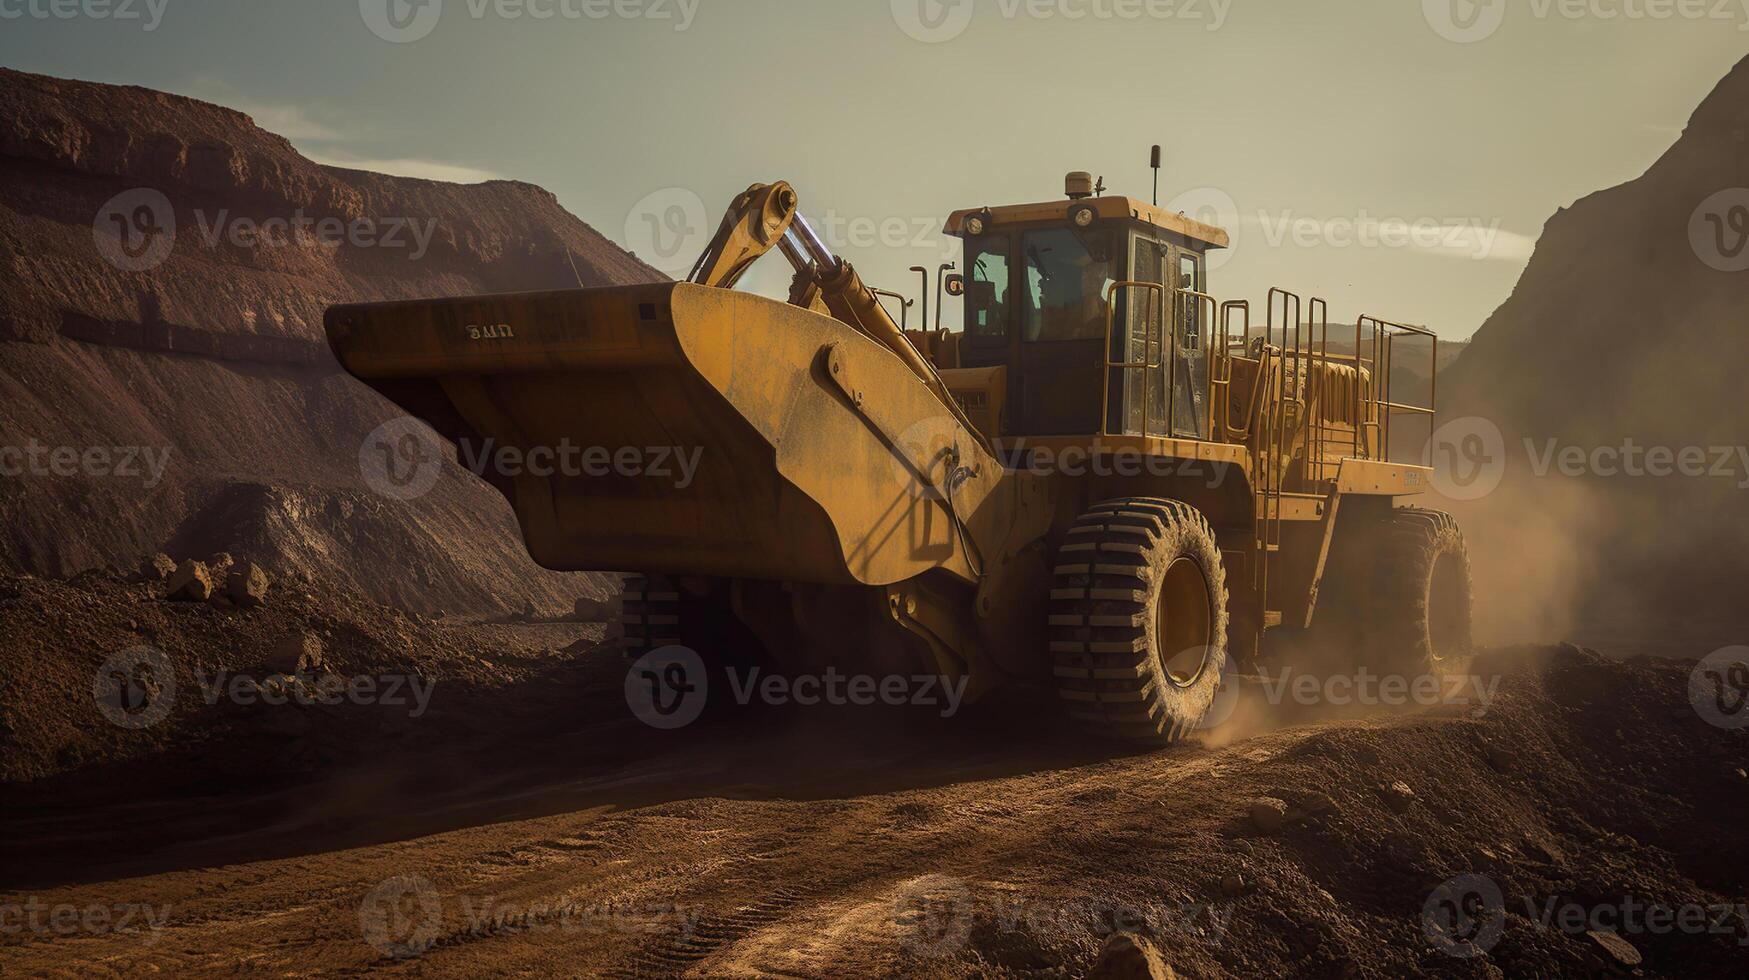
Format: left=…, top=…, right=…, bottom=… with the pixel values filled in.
left=0, top=68, right=663, bottom=615
left=1438, top=55, right=1749, bottom=640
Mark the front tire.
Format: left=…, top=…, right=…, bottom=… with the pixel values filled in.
left=1049, top=498, right=1230, bottom=743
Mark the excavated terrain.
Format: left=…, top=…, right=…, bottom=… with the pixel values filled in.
left=3, top=59, right=1749, bottom=980
left=0, top=580, right=1743, bottom=977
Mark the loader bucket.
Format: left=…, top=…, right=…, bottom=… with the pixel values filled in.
left=325, top=282, right=1011, bottom=587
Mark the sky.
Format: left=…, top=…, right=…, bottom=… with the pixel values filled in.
left=0, top=0, right=1742, bottom=337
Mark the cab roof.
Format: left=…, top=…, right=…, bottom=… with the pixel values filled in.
left=942, top=195, right=1230, bottom=250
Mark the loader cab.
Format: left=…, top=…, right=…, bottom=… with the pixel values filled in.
left=945, top=189, right=1230, bottom=441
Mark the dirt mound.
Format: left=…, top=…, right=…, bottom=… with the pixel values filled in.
left=1437, top=55, right=1749, bottom=640
left=0, top=67, right=662, bottom=614
left=0, top=567, right=606, bottom=785
left=2, top=644, right=1742, bottom=975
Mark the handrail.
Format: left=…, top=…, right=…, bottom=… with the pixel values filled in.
left=1174, top=287, right=1221, bottom=441
left=870, top=288, right=912, bottom=331
left=1100, top=281, right=1166, bottom=437
left=1358, top=315, right=1439, bottom=463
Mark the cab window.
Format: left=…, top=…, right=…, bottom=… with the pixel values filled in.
left=965, top=234, right=1011, bottom=338
left=1021, top=228, right=1114, bottom=342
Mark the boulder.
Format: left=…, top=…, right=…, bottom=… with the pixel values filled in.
left=165, top=560, right=213, bottom=601
left=1087, top=931, right=1175, bottom=980
left=226, top=561, right=270, bottom=609
left=139, top=553, right=177, bottom=582
left=267, top=632, right=324, bottom=675
left=1249, top=798, right=1290, bottom=834
left=1586, top=930, right=1642, bottom=967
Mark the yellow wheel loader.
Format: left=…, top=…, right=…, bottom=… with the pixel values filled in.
left=325, top=169, right=1472, bottom=743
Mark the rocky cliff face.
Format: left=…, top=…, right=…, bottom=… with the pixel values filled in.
left=1439, top=56, right=1749, bottom=636
left=0, top=68, right=663, bottom=615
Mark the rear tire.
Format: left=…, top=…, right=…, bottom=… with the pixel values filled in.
left=1361, top=507, right=1473, bottom=675
left=1049, top=498, right=1230, bottom=744
left=618, top=574, right=764, bottom=667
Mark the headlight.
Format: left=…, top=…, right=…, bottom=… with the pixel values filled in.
left=1071, top=205, right=1097, bottom=228
left=965, top=215, right=987, bottom=236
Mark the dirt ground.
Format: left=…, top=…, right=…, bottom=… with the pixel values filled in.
left=1, top=572, right=1744, bottom=978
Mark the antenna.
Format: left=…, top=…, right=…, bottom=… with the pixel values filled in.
left=1150, top=144, right=1162, bottom=205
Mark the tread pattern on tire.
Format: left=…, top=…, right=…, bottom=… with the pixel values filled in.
left=1049, top=497, right=1230, bottom=744
left=619, top=574, right=682, bottom=659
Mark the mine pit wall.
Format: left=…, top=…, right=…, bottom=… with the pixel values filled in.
left=1436, top=55, right=1749, bottom=643
left=0, top=67, right=664, bottom=616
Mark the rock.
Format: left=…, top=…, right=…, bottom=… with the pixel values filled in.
left=1220, top=873, right=1247, bottom=896
left=139, top=553, right=176, bottom=581
left=266, top=633, right=324, bottom=675
left=165, top=560, right=214, bottom=602
left=1087, top=931, right=1175, bottom=980
left=1384, top=781, right=1416, bottom=812
left=1292, top=791, right=1337, bottom=819
left=226, top=561, right=270, bottom=609
left=1585, top=930, right=1642, bottom=967
left=1250, top=798, right=1290, bottom=834
left=207, top=552, right=235, bottom=577
left=571, top=596, right=610, bottom=622
left=1522, top=835, right=1566, bottom=867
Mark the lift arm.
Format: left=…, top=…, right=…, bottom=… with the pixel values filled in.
left=687, top=180, right=988, bottom=453
left=687, top=181, right=803, bottom=289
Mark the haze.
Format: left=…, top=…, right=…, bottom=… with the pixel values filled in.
left=1, top=0, right=1741, bottom=335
